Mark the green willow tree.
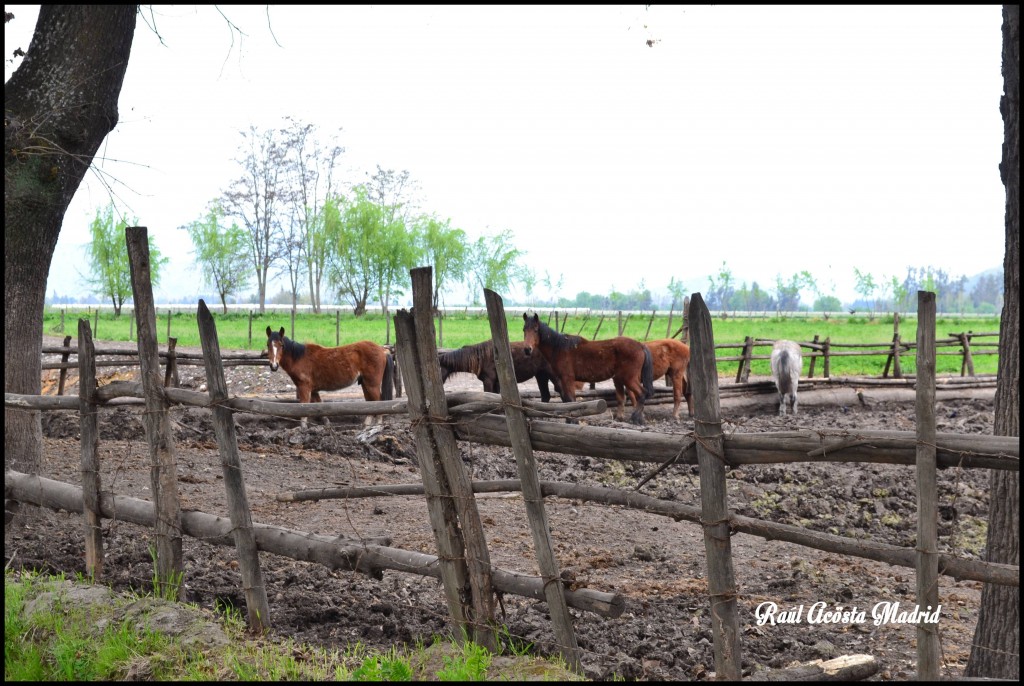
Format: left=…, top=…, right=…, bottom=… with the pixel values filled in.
left=414, top=214, right=470, bottom=312
left=466, top=228, right=531, bottom=304
left=183, top=203, right=250, bottom=313
left=328, top=186, right=414, bottom=317
left=84, top=204, right=167, bottom=316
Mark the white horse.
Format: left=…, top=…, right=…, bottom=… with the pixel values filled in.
left=770, top=339, right=802, bottom=416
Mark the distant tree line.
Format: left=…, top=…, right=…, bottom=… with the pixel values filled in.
left=69, top=119, right=1004, bottom=318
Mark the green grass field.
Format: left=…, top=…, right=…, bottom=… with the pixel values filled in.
left=44, top=307, right=1000, bottom=379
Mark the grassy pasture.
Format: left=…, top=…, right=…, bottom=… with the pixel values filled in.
left=44, top=307, right=1000, bottom=378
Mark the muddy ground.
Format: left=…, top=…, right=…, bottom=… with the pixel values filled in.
left=5, top=337, right=1000, bottom=680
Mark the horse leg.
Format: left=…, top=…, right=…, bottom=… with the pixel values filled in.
left=612, top=381, right=626, bottom=421
left=670, top=369, right=682, bottom=422
left=558, top=376, right=581, bottom=425
left=627, top=383, right=646, bottom=425
left=296, top=386, right=313, bottom=428
left=309, top=390, right=330, bottom=426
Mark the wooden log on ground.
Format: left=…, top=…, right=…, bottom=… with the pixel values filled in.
left=747, top=654, right=879, bottom=681
left=4, top=471, right=623, bottom=618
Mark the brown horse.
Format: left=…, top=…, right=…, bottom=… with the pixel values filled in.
left=645, top=338, right=693, bottom=421
left=522, top=313, right=655, bottom=425
left=437, top=339, right=567, bottom=401
left=266, top=327, right=395, bottom=425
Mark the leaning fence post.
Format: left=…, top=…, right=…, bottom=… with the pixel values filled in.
left=78, top=320, right=104, bottom=580
left=735, top=336, right=753, bottom=383
left=883, top=312, right=902, bottom=378
left=644, top=309, right=655, bottom=341
left=957, top=331, right=976, bottom=377
left=808, top=334, right=820, bottom=378
left=57, top=335, right=73, bottom=396
left=688, top=292, right=742, bottom=679
left=914, top=291, right=940, bottom=679
left=126, top=226, right=184, bottom=600
left=248, top=309, right=253, bottom=348
left=197, top=299, right=272, bottom=633
left=823, top=337, right=832, bottom=378
left=395, top=267, right=497, bottom=651
left=485, top=288, right=582, bottom=672
left=163, top=337, right=178, bottom=388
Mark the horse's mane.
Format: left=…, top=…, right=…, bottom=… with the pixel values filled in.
left=537, top=319, right=584, bottom=352
left=438, top=341, right=489, bottom=376
left=274, top=333, right=307, bottom=361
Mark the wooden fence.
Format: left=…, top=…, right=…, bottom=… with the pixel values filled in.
left=9, top=247, right=1019, bottom=678
left=40, top=312, right=998, bottom=397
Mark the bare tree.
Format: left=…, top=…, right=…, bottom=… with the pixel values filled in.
left=965, top=4, right=1019, bottom=678
left=222, top=125, right=288, bottom=313
left=281, top=117, right=345, bottom=313
left=5, top=6, right=137, bottom=519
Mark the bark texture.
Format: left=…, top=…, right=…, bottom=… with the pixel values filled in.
left=4, top=6, right=138, bottom=509
left=965, top=5, right=1019, bottom=679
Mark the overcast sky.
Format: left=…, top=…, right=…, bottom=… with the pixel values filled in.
left=5, top=5, right=1006, bottom=306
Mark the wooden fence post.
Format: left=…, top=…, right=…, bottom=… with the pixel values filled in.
left=248, top=309, right=253, bottom=348
left=57, top=335, right=73, bottom=396
left=126, top=226, right=184, bottom=600
left=688, top=293, right=742, bottom=679
left=78, top=320, right=103, bottom=580
left=808, top=334, right=820, bottom=378
left=914, top=291, right=940, bottom=679
left=593, top=314, right=606, bottom=339
left=290, top=306, right=296, bottom=340
left=957, top=331, right=976, bottom=377
left=197, top=299, right=271, bottom=633
left=735, top=336, right=753, bottom=383
left=485, top=289, right=582, bottom=672
left=682, top=295, right=690, bottom=344
left=644, top=309, right=655, bottom=341
left=59, top=308, right=65, bottom=334
left=823, top=337, right=832, bottom=379
left=163, top=337, right=178, bottom=388
left=166, top=309, right=172, bottom=343
left=336, top=309, right=340, bottom=346
left=93, top=308, right=99, bottom=339
left=666, top=302, right=675, bottom=338
left=396, top=267, right=497, bottom=651
left=883, top=313, right=902, bottom=378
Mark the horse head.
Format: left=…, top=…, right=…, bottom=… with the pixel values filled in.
left=522, top=312, right=541, bottom=356
left=266, top=326, right=286, bottom=372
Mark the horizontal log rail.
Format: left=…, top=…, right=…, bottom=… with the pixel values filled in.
left=7, top=390, right=1015, bottom=471
left=4, top=471, right=624, bottom=618
left=273, top=478, right=1018, bottom=588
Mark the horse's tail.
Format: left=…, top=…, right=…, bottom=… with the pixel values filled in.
left=381, top=352, right=396, bottom=401
left=641, top=345, right=656, bottom=400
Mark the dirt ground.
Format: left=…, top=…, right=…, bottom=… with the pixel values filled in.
left=5, top=336, right=1000, bottom=680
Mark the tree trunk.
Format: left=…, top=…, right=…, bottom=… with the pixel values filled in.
left=4, top=6, right=137, bottom=524
left=966, top=4, right=1019, bottom=679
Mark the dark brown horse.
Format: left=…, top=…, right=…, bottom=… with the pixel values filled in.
left=522, top=313, right=655, bottom=425
left=437, top=339, right=565, bottom=401
left=645, top=338, right=693, bottom=421
left=266, top=327, right=395, bottom=425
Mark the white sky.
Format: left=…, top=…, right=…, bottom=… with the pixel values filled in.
left=5, top=5, right=1006, bottom=306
